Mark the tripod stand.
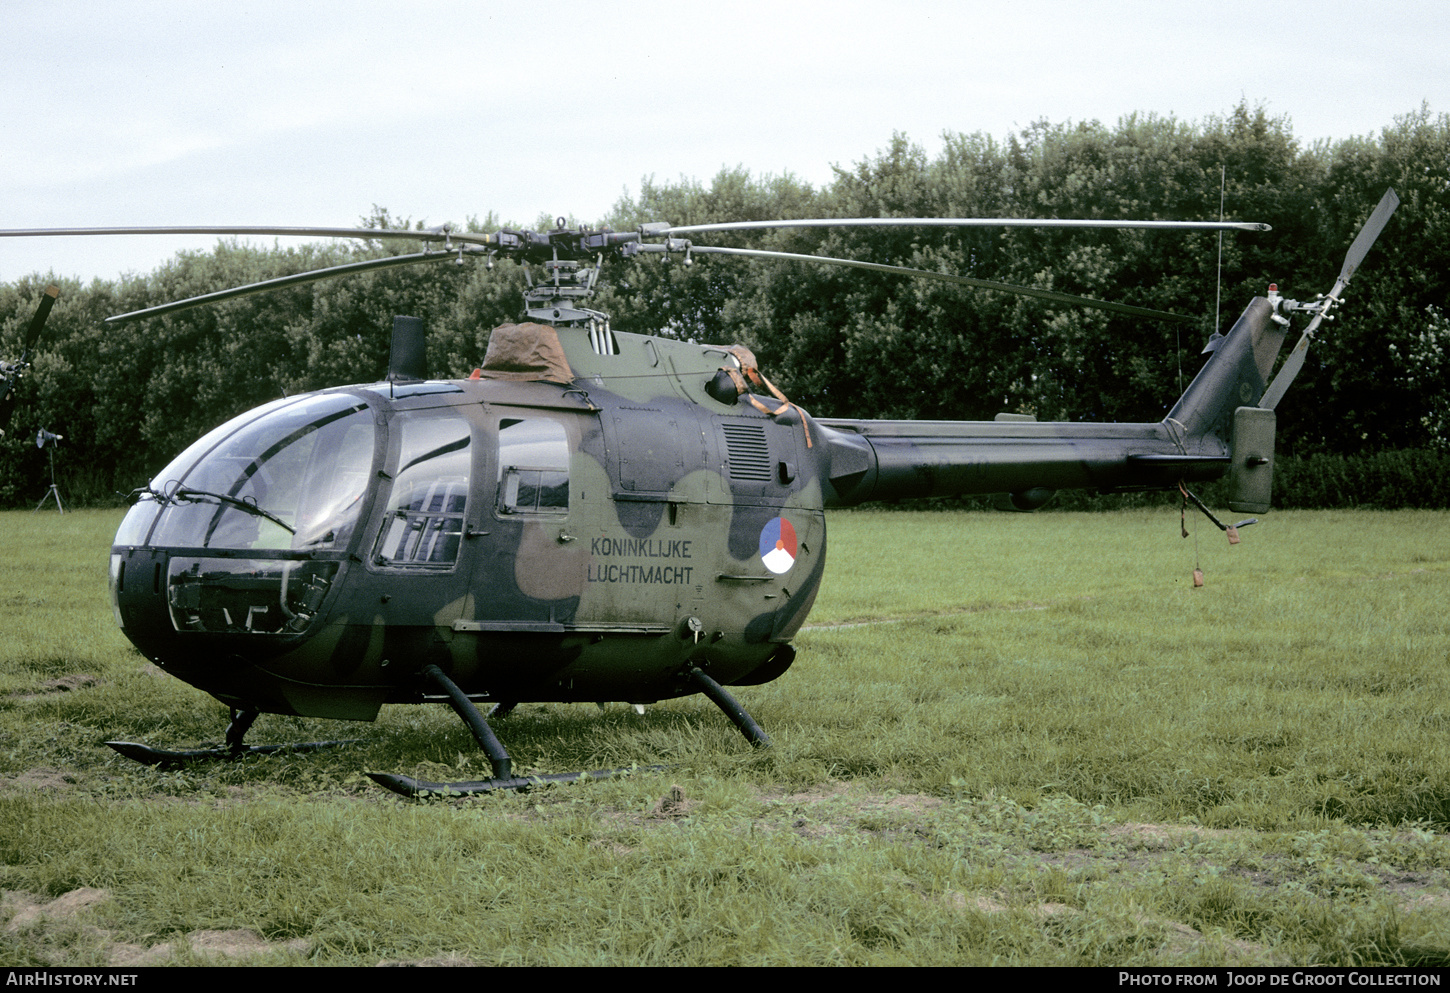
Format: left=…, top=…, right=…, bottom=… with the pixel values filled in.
left=34, top=437, right=65, bottom=514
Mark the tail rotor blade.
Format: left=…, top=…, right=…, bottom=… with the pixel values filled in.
left=1260, top=189, right=1399, bottom=410
left=1339, top=188, right=1399, bottom=286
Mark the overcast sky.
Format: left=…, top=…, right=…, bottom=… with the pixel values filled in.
left=2, top=0, right=1444, bottom=284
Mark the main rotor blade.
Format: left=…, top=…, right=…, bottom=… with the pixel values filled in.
left=1338, top=187, right=1399, bottom=285
left=105, top=248, right=487, bottom=324
left=664, top=217, right=1271, bottom=236
left=0, top=225, right=496, bottom=248
left=675, top=244, right=1196, bottom=324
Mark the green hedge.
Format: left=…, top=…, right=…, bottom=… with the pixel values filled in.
left=1272, top=448, right=1450, bottom=509
left=867, top=449, right=1450, bottom=513
left=1051, top=449, right=1450, bottom=511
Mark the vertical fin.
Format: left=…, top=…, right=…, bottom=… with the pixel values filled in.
left=1166, top=297, right=1283, bottom=445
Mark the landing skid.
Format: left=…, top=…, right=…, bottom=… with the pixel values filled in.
left=366, top=765, right=654, bottom=798
left=105, top=709, right=358, bottom=768
left=105, top=667, right=772, bottom=794
left=365, top=664, right=770, bottom=798
left=106, top=739, right=359, bottom=766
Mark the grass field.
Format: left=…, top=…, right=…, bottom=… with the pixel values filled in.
left=3, top=506, right=1449, bottom=966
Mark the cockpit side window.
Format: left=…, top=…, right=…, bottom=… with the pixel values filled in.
left=373, top=411, right=472, bottom=567
left=496, top=417, right=569, bottom=516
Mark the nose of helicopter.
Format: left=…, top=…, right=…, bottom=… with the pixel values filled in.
left=108, top=389, right=388, bottom=718
left=108, top=545, right=364, bottom=709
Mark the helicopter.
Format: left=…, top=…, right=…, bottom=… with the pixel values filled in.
left=0, top=188, right=1399, bottom=796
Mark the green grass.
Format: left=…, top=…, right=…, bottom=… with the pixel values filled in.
left=3, top=507, right=1450, bottom=965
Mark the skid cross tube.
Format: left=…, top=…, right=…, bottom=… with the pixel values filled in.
left=365, top=668, right=770, bottom=798
left=421, top=664, right=511, bottom=780
left=686, top=667, right=772, bottom=747
left=366, top=666, right=664, bottom=797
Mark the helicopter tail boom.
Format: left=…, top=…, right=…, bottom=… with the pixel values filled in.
left=816, top=295, right=1285, bottom=508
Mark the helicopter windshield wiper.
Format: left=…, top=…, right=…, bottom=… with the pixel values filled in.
left=164, top=486, right=296, bottom=535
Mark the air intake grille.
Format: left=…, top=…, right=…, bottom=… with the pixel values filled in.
left=721, top=423, right=772, bottom=481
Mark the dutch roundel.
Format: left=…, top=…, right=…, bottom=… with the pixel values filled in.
left=759, top=517, right=797, bottom=575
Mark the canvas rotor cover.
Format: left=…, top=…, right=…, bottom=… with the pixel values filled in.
left=478, top=322, right=574, bottom=383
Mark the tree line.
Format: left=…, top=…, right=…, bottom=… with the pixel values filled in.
left=2, top=102, right=1446, bottom=508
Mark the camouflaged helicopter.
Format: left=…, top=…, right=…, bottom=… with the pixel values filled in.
left=0, top=189, right=1398, bottom=795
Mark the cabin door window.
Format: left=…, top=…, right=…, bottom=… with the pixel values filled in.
left=373, top=411, right=473, bottom=567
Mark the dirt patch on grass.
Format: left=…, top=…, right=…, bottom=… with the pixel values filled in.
left=757, top=781, right=854, bottom=805
left=6, top=673, right=103, bottom=701
left=7, top=768, right=79, bottom=790
left=1107, top=822, right=1235, bottom=849
left=939, top=888, right=1281, bottom=963
left=3, top=887, right=111, bottom=930
left=3, top=887, right=309, bottom=965
left=378, top=952, right=481, bottom=966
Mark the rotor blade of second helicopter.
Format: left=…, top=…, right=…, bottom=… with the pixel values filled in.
left=23, top=285, right=60, bottom=354
left=104, top=249, right=486, bottom=324
left=1, top=285, right=60, bottom=434
left=679, top=245, right=1196, bottom=324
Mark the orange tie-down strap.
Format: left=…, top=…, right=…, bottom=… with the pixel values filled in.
left=716, top=345, right=811, bottom=448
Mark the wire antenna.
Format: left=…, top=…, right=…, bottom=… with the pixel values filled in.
left=1215, top=165, right=1226, bottom=336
